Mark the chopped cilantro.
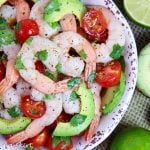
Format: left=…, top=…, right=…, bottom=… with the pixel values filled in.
left=70, top=114, right=87, bottom=126
left=45, top=71, right=55, bottom=80
left=55, top=63, right=62, bottom=73
left=15, top=56, right=25, bottom=70
left=25, top=37, right=33, bottom=45
left=49, top=21, right=59, bottom=28
left=88, top=71, right=96, bottom=83
left=110, top=44, right=124, bottom=59
left=67, top=77, right=80, bottom=88
left=43, top=94, right=56, bottom=100
left=35, top=50, right=48, bottom=61
left=79, top=49, right=87, bottom=59
left=7, top=106, right=20, bottom=118
left=70, top=91, right=78, bottom=101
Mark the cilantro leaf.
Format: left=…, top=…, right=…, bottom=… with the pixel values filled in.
left=49, top=21, right=59, bottom=29
left=26, top=145, right=34, bottom=150
left=35, top=50, right=48, bottom=61
left=7, top=106, right=20, bottom=118
left=52, top=136, right=70, bottom=148
left=43, top=94, right=56, bottom=100
left=55, top=63, right=62, bottom=73
left=15, top=56, right=25, bottom=70
left=79, top=49, right=87, bottom=59
left=0, top=30, right=15, bottom=47
left=110, top=44, right=124, bottom=59
left=45, top=71, right=55, bottom=80
left=88, top=71, right=96, bottom=83
left=70, top=114, right=87, bottom=126
left=25, top=37, right=33, bottom=45
left=67, top=77, right=80, bottom=88
left=0, top=17, right=7, bottom=29
left=70, top=91, right=78, bottom=101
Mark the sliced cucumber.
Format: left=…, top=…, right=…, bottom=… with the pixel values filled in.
left=137, top=43, right=150, bottom=97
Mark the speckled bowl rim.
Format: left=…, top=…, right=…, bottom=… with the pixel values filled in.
left=72, top=0, right=138, bottom=149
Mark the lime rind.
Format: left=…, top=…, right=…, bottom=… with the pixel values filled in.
left=124, top=0, right=150, bottom=28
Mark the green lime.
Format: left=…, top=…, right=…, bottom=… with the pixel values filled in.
left=110, top=127, right=150, bottom=150
left=124, top=0, right=150, bottom=28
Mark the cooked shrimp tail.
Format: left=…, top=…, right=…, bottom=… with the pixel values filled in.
left=60, top=14, right=77, bottom=32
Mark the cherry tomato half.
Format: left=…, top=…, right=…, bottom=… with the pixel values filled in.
left=21, top=96, right=46, bottom=119
left=47, top=136, right=73, bottom=150
left=96, top=61, right=121, bottom=87
left=25, top=128, right=49, bottom=147
left=0, top=63, right=5, bottom=82
left=77, top=27, right=108, bottom=43
left=15, top=19, right=39, bottom=43
left=35, top=60, right=46, bottom=74
left=82, top=8, right=107, bottom=37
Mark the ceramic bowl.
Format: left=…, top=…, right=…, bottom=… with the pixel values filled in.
left=0, top=0, right=137, bottom=149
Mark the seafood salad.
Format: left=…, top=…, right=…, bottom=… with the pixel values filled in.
left=0, top=0, right=126, bottom=149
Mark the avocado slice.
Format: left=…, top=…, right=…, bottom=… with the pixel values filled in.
left=43, top=0, right=86, bottom=24
left=137, top=43, right=150, bottom=97
left=111, top=128, right=150, bottom=150
left=0, top=117, right=31, bottom=134
left=102, top=72, right=126, bottom=115
left=53, top=83, right=95, bottom=136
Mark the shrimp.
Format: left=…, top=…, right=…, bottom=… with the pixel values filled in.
left=88, top=6, right=125, bottom=63
left=60, top=55, right=85, bottom=77
left=62, top=89, right=80, bottom=114
left=2, top=87, right=21, bottom=108
left=0, top=59, right=19, bottom=95
left=0, top=5, right=17, bottom=25
left=15, top=0, right=30, bottom=22
left=60, top=14, right=77, bottom=32
left=52, top=31, right=96, bottom=83
left=85, top=83, right=102, bottom=141
left=0, top=43, right=21, bottom=95
left=7, top=93, right=63, bottom=144
left=16, top=78, right=31, bottom=96
left=17, top=36, right=72, bottom=94
left=30, top=0, right=60, bottom=39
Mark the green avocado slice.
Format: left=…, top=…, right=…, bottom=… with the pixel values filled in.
left=0, top=117, right=31, bottom=134
left=53, top=83, right=95, bottom=136
left=102, top=72, right=126, bottom=115
left=43, top=0, right=86, bottom=24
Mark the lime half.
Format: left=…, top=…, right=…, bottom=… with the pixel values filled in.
left=124, top=0, right=150, bottom=28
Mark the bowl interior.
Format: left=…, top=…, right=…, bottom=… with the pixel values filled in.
left=0, top=0, right=137, bottom=150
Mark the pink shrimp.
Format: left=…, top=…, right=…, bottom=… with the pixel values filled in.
left=60, top=14, right=77, bottom=32
left=7, top=94, right=63, bottom=144
left=8, top=0, right=30, bottom=22
left=0, top=59, right=19, bottom=95
left=53, top=31, right=96, bottom=86
left=85, top=83, right=102, bottom=141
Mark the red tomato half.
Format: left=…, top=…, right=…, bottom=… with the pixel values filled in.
left=96, top=61, right=121, bottom=87
left=82, top=8, right=107, bottom=37
left=21, top=96, right=46, bottom=119
left=35, top=60, right=46, bottom=74
left=15, top=19, right=39, bottom=43
left=25, top=128, right=49, bottom=147
left=0, top=63, right=5, bottom=82
left=47, top=136, right=73, bottom=150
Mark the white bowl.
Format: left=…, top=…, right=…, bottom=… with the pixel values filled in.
left=0, top=0, right=137, bottom=149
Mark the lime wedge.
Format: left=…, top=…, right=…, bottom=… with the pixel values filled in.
left=124, top=0, right=150, bottom=28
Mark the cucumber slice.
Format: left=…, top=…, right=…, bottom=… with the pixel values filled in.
left=124, top=0, right=150, bottom=28
left=137, top=43, right=150, bottom=97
